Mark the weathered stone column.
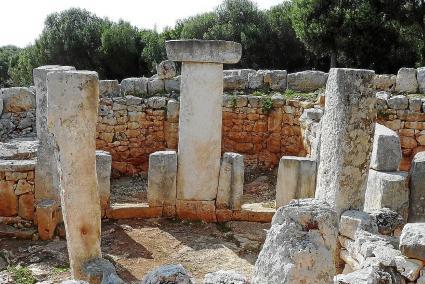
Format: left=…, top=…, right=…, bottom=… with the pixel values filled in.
left=33, top=65, right=75, bottom=203
left=47, top=70, right=101, bottom=281
left=315, top=68, right=376, bottom=216
left=165, top=40, right=241, bottom=202
left=409, top=152, right=425, bottom=222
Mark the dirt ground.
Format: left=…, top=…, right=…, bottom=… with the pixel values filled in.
left=111, top=168, right=277, bottom=207
left=0, top=218, right=269, bottom=283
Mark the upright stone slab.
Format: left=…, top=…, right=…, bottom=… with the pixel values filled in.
left=316, top=68, right=376, bottom=215
left=96, top=150, right=112, bottom=217
left=216, top=152, right=244, bottom=210
left=409, top=152, right=425, bottom=222
left=166, top=40, right=242, bottom=201
left=275, top=156, right=316, bottom=208
left=147, top=151, right=177, bottom=207
left=370, top=124, right=401, bottom=171
left=47, top=71, right=101, bottom=281
left=33, top=65, right=75, bottom=204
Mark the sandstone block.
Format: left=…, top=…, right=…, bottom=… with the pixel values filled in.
left=0, top=180, right=17, bottom=216
left=370, top=123, right=402, bottom=171
left=18, top=193, right=34, bottom=220
left=400, top=223, right=425, bottom=261
left=120, top=77, right=148, bottom=96
left=409, top=152, right=425, bottom=222
left=253, top=199, right=338, bottom=284
left=364, top=170, right=409, bottom=221
left=396, top=67, right=418, bottom=93
left=0, top=87, right=35, bottom=113
left=339, top=210, right=378, bottom=239
left=156, top=60, right=177, bottom=79
left=176, top=200, right=216, bottom=222
left=216, top=152, right=244, bottom=210
left=287, top=70, right=327, bottom=92
left=275, top=156, right=316, bottom=208
left=166, top=40, right=242, bottom=64
left=36, top=199, right=59, bottom=240
left=316, top=68, right=376, bottom=215
left=147, top=151, right=177, bottom=207
left=99, top=80, right=120, bottom=97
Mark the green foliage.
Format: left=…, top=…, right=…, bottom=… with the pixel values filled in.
left=283, top=89, right=317, bottom=100
left=140, top=29, right=167, bottom=74
left=261, top=96, right=273, bottom=113
left=8, top=45, right=42, bottom=86
left=252, top=90, right=266, bottom=96
left=0, top=45, right=20, bottom=87
left=230, top=94, right=237, bottom=109
left=7, top=266, right=36, bottom=284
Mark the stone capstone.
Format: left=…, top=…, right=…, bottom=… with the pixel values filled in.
left=370, top=123, right=402, bottom=171
left=253, top=199, right=339, bottom=284
left=140, top=264, right=194, bottom=284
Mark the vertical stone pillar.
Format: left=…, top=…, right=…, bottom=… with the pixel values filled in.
left=275, top=156, right=316, bottom=208
left=315, top=68, right=376, bottom=216
left=47, top=71, right=101, bottom=281
left=96, top=150, right=112, bottom=217
left=409, top=152, right=425, bottom=222
left=216, top=152, right=244, bottom=210
left=33, top=65, right=75, bottom=203
left=165, top=40, right=242, bottom=202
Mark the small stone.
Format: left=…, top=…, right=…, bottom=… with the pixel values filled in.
left=409, top=97, right=423, bottom=111
left=140, top=264, right=194, bottom=284
left=156, top=60, right=177, bottom=79
left=339, top=210, right=378, bottom=239
left=203, top=270, right=248, bottom=284
left=147, top=97, right=166, bottom=109
left=368, top=208, right=404, bottom=236
left=399, top=223, right=425, bottom=261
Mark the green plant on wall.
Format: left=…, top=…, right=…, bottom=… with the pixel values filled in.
left=230, top=95, right=237, bottom=109
left=7, top=266, right=36, bottom=284
left=261, top=96, right=273, bottom=113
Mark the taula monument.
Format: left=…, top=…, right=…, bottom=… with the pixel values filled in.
left=0, top=40, right=425, bottom=283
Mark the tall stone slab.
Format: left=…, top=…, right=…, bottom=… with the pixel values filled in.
left=47, top=71, right=101, bottom=281
left=96, top=150, right=112, bottom=217
left=166, top=40, right=242, bottom=201
left=33, top=65, right=75, bottom=203
left=216, top=152, right=244, bottom=210
left=409, top=152, right=425, bottom=222
left=275, top=156, right=316, bottom=208
left=315, top=68, right=376, bottom=215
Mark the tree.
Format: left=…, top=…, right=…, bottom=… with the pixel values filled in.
left=8, top=45, right=43, bottom=86
left=101, top=21, right=145, bottom=80
left=0, top=45, right=20, bottom=87
left=140, top=29, right=167, bottom=74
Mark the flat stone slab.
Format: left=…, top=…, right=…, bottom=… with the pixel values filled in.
left=166, top=40, right=242, bottom=64
left=0, top=159, right=36, bottom=171
left=0, top=224, right=36, bottom=239
left=0, top=140, right=38, bottom=160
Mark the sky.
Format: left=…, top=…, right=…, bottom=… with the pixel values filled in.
left=0, top=0, right=282, bottom=47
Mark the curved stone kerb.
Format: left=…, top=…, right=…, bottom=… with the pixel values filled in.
left=166, top=40, right=242, bottom=64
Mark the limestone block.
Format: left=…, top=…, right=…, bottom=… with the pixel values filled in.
left=396, top=67, right=418, bottom=93
left=394, top=256, right=424, bottom=281
left=36, top=199, right=59, bottom=241
left=166, top=99, right=179, bottom=122
left=18, top=193, right=34, bottom=220
left=204, top=270, right=247, bottom=284
left=47, top=70, right=101, bottom=281
left=140, top=264, right=194, bottom=284
left=120, top=77, right=148, bottom=96
left=409, top=97, right=423, bottom=111
left=370, top=123, right=402, bottom=171
left=373, top=74, right=396, bottom=92
left=96, top=150, right=112, bottom=215
left=375, top=91, right=389, bottom=110
left=400, top=223, right=425, bottom=261
left=418, top=67, right=425, bottom=93
left=316, top=68, right=376, bottom=215
left=248, top=71, right=264, bottom=89
left=275, top=156, right=316, bottom=208
left=409, top=152, right=425, bottom=222
left=216, top=152, right=244, bottom=210
left=156, top=60, right=176, bottom=79
left=334, top=267, right=392, bottom=284
left=368, top=208, right=404, bottom=236
left=339, top=210, right=378, bottom=239
left=125, top=95, right=143, bottom=105
left=287, top=70, right=328, bottom=92
left=33, top=65, right=75, bottom=204
left=147, top=96, right=166, bottom=109
left=0, top=87, right=35, bottom=113
left=263, top=70, right=287, bottom=91
left=0, top=180, right=17, bottom=216
left=99, top=80, right=120, bottom=97
left=364, top=170, right=409, bottom=221
left=147, top=151, right=177, bottom=207
left=387, top=94, right=408, bottom=110
left=224, top=75, right=247, bottom=90
left=253, top=199, right=338, bottom=284
left=147, top=78, right=165, bottom=95
left=0, top=97, right=3, bottom=115
left=271, top=94, right=285, bottom=107
left=164, top=76, right=181, bottom=93
left=165, top=40, right=242, bottom=64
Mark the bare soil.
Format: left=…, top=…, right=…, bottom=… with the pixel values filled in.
left=1, top=218, right=270, bottom=283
